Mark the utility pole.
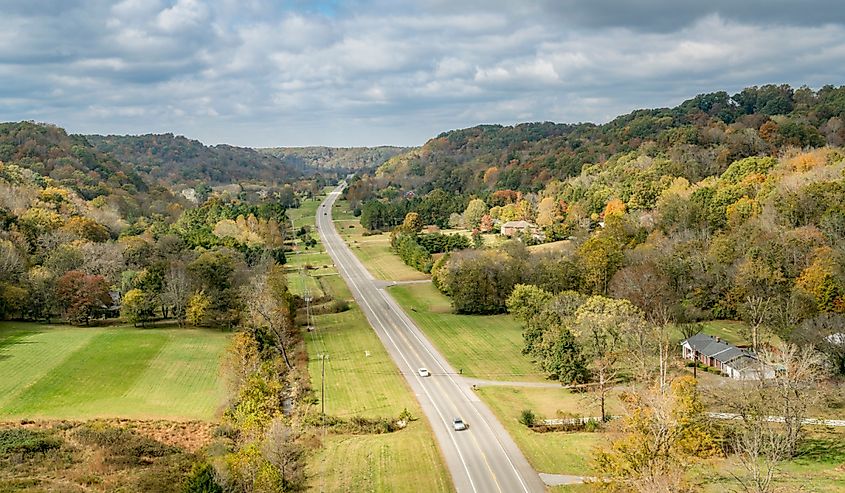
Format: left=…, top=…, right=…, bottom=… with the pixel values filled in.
left=319, top=353, right=328, bottom=414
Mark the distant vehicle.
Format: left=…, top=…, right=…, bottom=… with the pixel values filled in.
left=453, top=417, right=467, bottom=431
left=418, top=368, right=430, bottom=377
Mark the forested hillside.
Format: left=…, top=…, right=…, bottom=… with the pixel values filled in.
left=0, top=121, right=314, bottom=327
left=374, top=84, right=845, bottom=193
left=87, top=133, right=306, bottom=188
left=0, top=122, right=179, bottom=221
left=348, top=84, right=845, bottom=373
left=260, top=145, right=408, bottom=170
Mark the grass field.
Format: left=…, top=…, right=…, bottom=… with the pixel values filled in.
left=299, top=199, right=453, bottom=492
left=304, top=298, right=453, bottom=491
left=332, top=201, right=430, bottom=282
left=389, top=283, right=543, bottom=381
left=340, top=229, right=429, bottom=282
left=0, top=322, right=228, bottom=420
left=311, top=425, right=453, bottom=493
left=476, top=386, right=620, bottom=475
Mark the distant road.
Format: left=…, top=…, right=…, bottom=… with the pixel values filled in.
left=316, top=184, right=545, bottom=493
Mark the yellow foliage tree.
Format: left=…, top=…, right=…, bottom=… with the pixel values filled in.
left=535, top=197, right=559, bottom=227
left=594, top=376, right=719, bottom=492
left=603, top=198, right=626, bottom=219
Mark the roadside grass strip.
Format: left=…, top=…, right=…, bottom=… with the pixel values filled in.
left=389, top=283, right=542, bottom=382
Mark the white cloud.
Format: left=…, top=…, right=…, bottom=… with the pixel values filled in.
left=1, top=1, right=845, bottom=146
left=156, top=0, right=209, bottom=32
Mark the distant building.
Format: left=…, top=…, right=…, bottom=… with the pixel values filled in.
left=500, top=220, right=539, bottom=238
left=180, top=188, right=198, bottom=204
left=680, top=332, right=775, bottom=380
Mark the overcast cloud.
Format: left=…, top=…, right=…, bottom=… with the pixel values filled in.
left=2, top=0, right=844, bottom=146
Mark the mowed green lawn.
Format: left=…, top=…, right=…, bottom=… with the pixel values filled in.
left=477, top=386, right=613, bottom=475
left=332, top=203, right=429, bottom=282
left=0, top=322, right=228, bottom=420
left=389, top=283, right=543, bottom=381
left=305, top=302, right=452, bottom=492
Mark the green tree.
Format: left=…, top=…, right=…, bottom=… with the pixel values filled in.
left=463, top=198, right=488, bottom=229
left=574, top=296, right=645, bottom=420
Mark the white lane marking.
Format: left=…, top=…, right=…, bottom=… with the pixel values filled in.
left=376, top=304, right=505, bottom=492
left=317, top=190, right=479, bottom=493
left=377, top=270, right=533, bottom=493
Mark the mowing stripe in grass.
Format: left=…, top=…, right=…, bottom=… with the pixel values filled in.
left=124, top=329, right=229, bottom=420
left=2, top=330, right=168, bottom=418
left=0, top=327, right=99, bottom=412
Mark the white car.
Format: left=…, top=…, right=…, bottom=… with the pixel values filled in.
left=418, top=368, right=431, bottom=377
left=453, top=418, right=467, bottom=431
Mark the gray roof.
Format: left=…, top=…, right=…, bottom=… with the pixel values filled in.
left=681, top=332, right=752, bottom=364
left=501, top=220, right=535, bottom=228
left=726, top=355, right=762, bottom=372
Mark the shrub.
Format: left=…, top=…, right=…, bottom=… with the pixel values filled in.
left=183, top=461, right=222, bottom=493
left=74, top=424, right=179, bottom=466
left=0, top=428, right=61, bottom=454
left=583, top=418, right=602, bottom=432
left=518, top=409, right=536, bottom=427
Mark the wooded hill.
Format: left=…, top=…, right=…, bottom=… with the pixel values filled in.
left=261, top=145, right=408, bottom=171
left=0, top=122, right=180, bottom=221
left=348, top=84, right=845, bottom=373
left=86, top=133, right=307, bottom=188
left=375, top=84, right=845, bottom=194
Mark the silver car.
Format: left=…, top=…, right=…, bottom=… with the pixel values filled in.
left=453, top=418, right=467, bottom=431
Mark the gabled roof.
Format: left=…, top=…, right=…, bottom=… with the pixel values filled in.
left=501, top=220, right=535, bottom=228
left=681, top=332, right=752, bottom=364
left=726, top=355, right=762, bottom=371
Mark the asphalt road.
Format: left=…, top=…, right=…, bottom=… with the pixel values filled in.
left=316, top=184, right=545, bottom=493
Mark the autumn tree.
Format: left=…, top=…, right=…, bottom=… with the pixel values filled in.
left=402, top=212, right=424, bottom=233
left=121, top=288, right=157, bottom=327
left=56, top=270, right=111, bottom=325
left=242, top=264, right=295, bottom=369
left=759, top=342, right=825, bottom=456
left=595, top=377, right=720, bottom=492
left=535, top=197, right=559, bottom=227
left=187, top=290, right=211, bottom=326
left=163, top=261, right=191, bottom=326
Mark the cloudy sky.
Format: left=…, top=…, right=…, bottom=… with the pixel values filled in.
left=3, top=0, right=845, bottom=147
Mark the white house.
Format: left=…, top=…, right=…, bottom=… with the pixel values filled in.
left=681, top=332, right=775, bottom=380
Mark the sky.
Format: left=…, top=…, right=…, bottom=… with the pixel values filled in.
left=2, top=0, right=845, bottom=147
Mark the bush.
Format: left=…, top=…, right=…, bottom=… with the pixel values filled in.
left=0, top=428, right=61, bottom=454
left=518, top=409, right=536, bottom=427
left=74, top=424, right=179, bottom=466
left=390, top=232, right=433, bottom=273
left=183, top=461, right=222, bottom=493
left=583, top=418, right=602, bottom=432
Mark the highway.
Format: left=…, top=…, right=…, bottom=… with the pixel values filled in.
left=316, top=184, right=545, bottom=493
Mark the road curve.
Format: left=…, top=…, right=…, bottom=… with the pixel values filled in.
left=316, top=184, right=545, bottom=493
